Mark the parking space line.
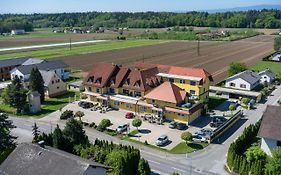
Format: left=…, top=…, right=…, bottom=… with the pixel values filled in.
left=172, top=167, right=187, bottom=173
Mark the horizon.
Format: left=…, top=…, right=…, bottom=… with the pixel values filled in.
left=1, top=0, right=281, bottom=14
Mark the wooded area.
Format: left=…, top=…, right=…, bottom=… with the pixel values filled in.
left=1, top=10, right=281, bottom=33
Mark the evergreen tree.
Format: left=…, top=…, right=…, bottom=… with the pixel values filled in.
left=32, top=122, right=40, bottom=143
left=29, top=68, right=45, bottom=102
left=0, top=113, right=16, bottom=151
left=52, top=125, right=64, bottom=149
left=138, top=158, right=151, bottom=175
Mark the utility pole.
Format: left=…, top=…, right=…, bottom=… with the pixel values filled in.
left=197, top=38, right=200, bottom=56
left=69, top=38, right=72, bottom=50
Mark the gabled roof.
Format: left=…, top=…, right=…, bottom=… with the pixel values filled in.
left=134, top=62, right=212, bottom=82
left=22, top=58, right=45, bottom=66
left=258, top=105, right=281, bottom=141
left=39, top=70, right=59, bottom=87
left=258, top=69, right=276, bottom=80
left=226, top=70, right=261, bottom=85
left=14, top=60, right=68, bottom=75
left=0, top=57, right=29, bottom=68
left=0, top=143, right=109, bottom=175
left=144, top=81, right=187, bottom=104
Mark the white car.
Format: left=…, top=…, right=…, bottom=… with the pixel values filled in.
left=156, top=135, right=169, bottom=146
left=192, top=135, right=207, bottom=143
left=116, top=124, right=129, bottom=133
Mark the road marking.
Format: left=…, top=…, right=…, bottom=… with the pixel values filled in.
left=172, top=167, right=187, bottom=173
left=146, top=159, right=161, bottom=165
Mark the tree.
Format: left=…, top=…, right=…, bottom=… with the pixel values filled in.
left=60, top=110, right=74, bottom=120
left=75, top=111, right=84, bottom=122
left=228, top=62, right=247, bottom=76
left=105, top=150, right=127, bottom=175
left=265, top=148, right=281, bottom=174
left=245, top=146, right=267, bottom=163
left=242, top=98, right=250, bottom=105
left=274, top=36, right=281, bottom=52
left=97, top=119, right=112, bottom=132
left=32, top=122, right=40, bottom=143
left=229, top=105, right=236, bottom=114
left=132, top=118, right=142, bottom=131
left=138, top=158, right=151, bottom=175
left=0, top=113, right=16, bottom=151
left=63, top=118, right=89, bottom=147
left=52, top=125, right=64, bottom=149
left=29, top=68, right=45, bottom=102
left=181, top=132, right=193, bottom=144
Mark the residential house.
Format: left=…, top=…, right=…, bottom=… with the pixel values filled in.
left=40, top=70, right=67, bottom=98
left=83, top=63, right=211, bottom=123
left=271, top=52, right=281, bottom=62
left=258, top=69, right=276, bottom=84
left=0, top=143, right=109, bottom=175
left=258, top=105, right=281, bottom=156
left=225, top=70, right=261, bottom=91
left=10, top=60, right=69, bottom=82
left=0, top=57, right=44, bottom=80
left=11, top=29, right=25, bottom=35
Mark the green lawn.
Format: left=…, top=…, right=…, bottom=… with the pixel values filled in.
left=251, top=61, right=281, bottom=75
left=0, top=91, right=79, bottom=119
left=0, top=40, right=165, bottom=60
left=208, top=96, right=227, bottom=110
left=170, top=142, right=208, bottom=154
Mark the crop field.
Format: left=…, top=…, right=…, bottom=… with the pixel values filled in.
left=54, top=35, right=274, bottom=84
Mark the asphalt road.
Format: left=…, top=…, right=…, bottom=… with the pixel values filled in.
left=0, top=40, right=107, bottom=52
left=10, top=85, right=281, bottom=175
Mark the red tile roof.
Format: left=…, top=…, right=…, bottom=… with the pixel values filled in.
left=135, top=62, right=212, bottom=81
left=144, top=81, right=187, bottom=104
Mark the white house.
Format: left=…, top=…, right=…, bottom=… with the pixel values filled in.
left=258, top=69, right=276, bottom=84
left=258, top=105, right=281, bottom=156
left=225, top=70, right=261, bottom=91
left=11, top=29, right=25, bottom=35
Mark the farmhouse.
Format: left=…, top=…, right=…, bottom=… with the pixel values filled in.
left=225, top=70, right=261, bottom=91
left=83, top=63, right=212, bottom=123
left=0, top=143, right=109, bottom=175
left=0, top=57, right=44, bottom=81
left=258, top=69, right=276, bottom=84
left=258, top=105, right=281, bottom=156
left=11, top=29, right=25, bottom=35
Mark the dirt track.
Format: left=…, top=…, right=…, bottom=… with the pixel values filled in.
left=53, top=35, right=274, bottom=84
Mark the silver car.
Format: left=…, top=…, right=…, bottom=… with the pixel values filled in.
left=116, top=124, right=129, bottom=133
left=156, top=135, right=169, bottom=146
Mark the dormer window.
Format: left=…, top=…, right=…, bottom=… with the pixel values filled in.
left=134, top=80, right=141, bottom=87
left=87, top=76, right=94, bottom=83
left=95, top=77, right=102, bottom=84
left=110, top=79, right=115, bottom=85
left=124, top=78, right=130, bottom=85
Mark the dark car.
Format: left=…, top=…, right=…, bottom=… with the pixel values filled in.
left=169, top=121, right=177, bottom=129
left=78, top=101, right=93, bottom=109
left=176, top=122, right=187, bottom=130
left=210, top=116, right=227, bottom=128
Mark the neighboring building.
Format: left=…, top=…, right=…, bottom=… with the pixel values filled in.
left=0, top=57, right=43, bottom=81
left=258, top=105, right=281, bottom=156
left=11, top=29, right=25, bottom=35
left=40, top=70, right=67, bottom=98
left=83, top=63, right=211, bottom=123
left=258, top=69, right=276, bottom=84
left=225, top=70, right=261, bottom=91
left=28, top=91, right=41, bottom=113
left=10, top=60, right=69, bottom=81
left=0, top=143, right=109, bottom=175
left=271, top=52, right=281, bottom=62
left=68, top=80, right=84, bottom=91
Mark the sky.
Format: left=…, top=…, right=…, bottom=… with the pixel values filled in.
left=1, top=0, right=281, bottom=14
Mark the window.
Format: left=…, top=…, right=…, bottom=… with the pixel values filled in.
left=240, top=84, right=246, bottom=88
left=230, top=82, right=235, bottom=87
left=88, top=87, right=92, bottom=92
left=57, top=86, right=59, bottom=89
left=180, top=79, right=185, bottom=84
left=169, top=78, right=174, bottom=83
left=134, top=91, right=141, bottom=97
left=190, top=81, right=196, bottom=86
left=114, top=101, right=120, bottom=106
left=109, top=88, right=115, bottom=94
left=123, top=89, right=129, bottom=95
left=190, top=90, right=196, bottom=95
left=140, top=106, right=146, bottom=112
left=152, top=99, right=155, bottom=103
left=96, top=88, right=100, bottom=93
left=126, top=103, right=132, bottom=108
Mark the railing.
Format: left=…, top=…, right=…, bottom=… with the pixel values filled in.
left=209, top=110, right=243, bottom=143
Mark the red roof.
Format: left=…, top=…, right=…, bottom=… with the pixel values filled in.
left=135, top=62, right=212, bottom=81
left=144, top=81, right=187, bottom=104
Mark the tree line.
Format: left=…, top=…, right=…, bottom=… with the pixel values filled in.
left=1, top=9, right=281, bottom=33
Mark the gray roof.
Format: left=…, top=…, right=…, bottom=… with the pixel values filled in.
left=0, top=143, right=109, bottom=175
left=39, top=70, right=56, bottom=86
left=22, top=58, right=45, bottom=66
left=258, top=69, right=276, bottom=80
left=226, top=70, right=261, bottom=84
left=258, top=105, right=281, bottom=141
left=69, top=80, right=83, bottom=87
left=0, top=57, right=29, bottom=68
left=15, top=60, right=68, bottom=75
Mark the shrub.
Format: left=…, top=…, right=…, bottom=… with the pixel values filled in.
left=97, top=119, right=112, bottom=132
left=60, top=110, right=74, bottom=120
left=89, top=122, right=96, bottom=128
left=181, top=132, right=193, bottom=144
left=245, top=146, right=267, bottom=163
left=229, top=105, right=236, bottom=111
left=242, top=98, right=250, bottom=105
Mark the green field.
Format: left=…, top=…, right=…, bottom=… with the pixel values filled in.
left=251, top=61, right=281, bottom=75
left=170, top=142, right=208, bottom=154
left=0, top=40, right=165, bottom=60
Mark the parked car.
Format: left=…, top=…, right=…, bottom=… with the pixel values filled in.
left=78, top=101, right=93, bottom=109
left=192, top=135, right=207, bottom=143
left=230, top=100, right=239, bottom=108
left=176, top=122, right=187, bottom=130
left=194, top=128, right=213, bottom=139
left=156, top=135, right=169, bottom=146
left=116, top=124, right=129, bottom=133
left=210, top=116, right=227, bottom=128
left=125, top=112, right=134, bottom=119
left=169, top=121, right=177, bottom=129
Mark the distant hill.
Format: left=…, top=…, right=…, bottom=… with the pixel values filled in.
left=204, top=4, right=281, bottom=13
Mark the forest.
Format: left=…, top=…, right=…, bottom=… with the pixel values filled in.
left=0, top=9, right=281, bottom=33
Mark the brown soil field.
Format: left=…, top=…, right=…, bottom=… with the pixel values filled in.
left=54, top=35, right=274, bottom=84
